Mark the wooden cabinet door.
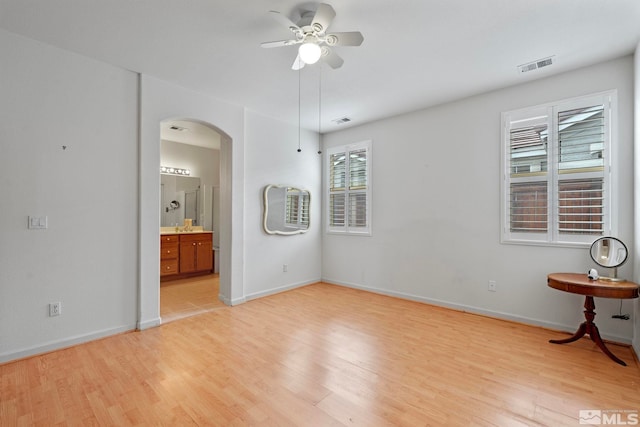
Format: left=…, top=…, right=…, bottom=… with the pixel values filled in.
left=196, top=240, right=213, bottom=271
left=177, top=232, right=213, bottom=275
left=179, top=240, right=198, bottom=273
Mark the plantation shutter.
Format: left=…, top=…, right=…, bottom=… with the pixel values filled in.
left=556, top=104, right=605, bottom=235
left=502, top=91, right=613, bottom=245
left=285, top=190, right=310, bottom=227
left=348, top=148, right=368, bottom=228
left=299, top=193, right=310, bottom=227
left=285, top=192, right=299, bottom=225
left=329, top=152, right=346, bottom=227
left=327, top=141, right=371, bottom=235
left=507, top=116, right=549, bottom=236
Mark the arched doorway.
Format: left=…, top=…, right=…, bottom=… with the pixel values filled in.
left=158, top=119, right=225, bottom=321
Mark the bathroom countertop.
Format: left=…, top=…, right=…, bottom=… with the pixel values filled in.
left=160, top=227, right=213, bottom=235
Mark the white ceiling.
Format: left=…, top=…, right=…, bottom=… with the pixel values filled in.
left=1, top=0, right=639, bottom=136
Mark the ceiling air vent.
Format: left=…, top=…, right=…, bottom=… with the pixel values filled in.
left=518, top=56, right=554, bottom=74
left=332, top=117, right=352, bottom=125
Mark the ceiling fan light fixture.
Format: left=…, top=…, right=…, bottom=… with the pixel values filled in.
left=262, top=4, right=363, bottom=70
left=299, top=41, right=322, bottom=64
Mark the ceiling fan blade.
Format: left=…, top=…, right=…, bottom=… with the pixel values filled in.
left=311, top=3, right=336, bottom=34
left=321, top=47, right=343, bottom=69
left=292, top=53, right=306, bottom=70
left=261, top=39, right=298, bottom=48
left=268, top=10, right=302, bottom=36
left=325, top=31, right=364, bottom=47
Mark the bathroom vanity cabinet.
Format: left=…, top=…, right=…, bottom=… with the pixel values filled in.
left=160, top=235, right=179, bottom=277
left=160, top=231, right=213, bottom=279
left=179, top=233, right=213, bottom=273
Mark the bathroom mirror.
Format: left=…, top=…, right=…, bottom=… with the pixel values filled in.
left=590, top=236, right=628, bottom=281
left=263, top=184, right=310, bottom=235
left=160, top=175, right=201, bottom=227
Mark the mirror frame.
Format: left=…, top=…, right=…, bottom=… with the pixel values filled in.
left=263, top=184, right=310, bottom=235
left=590, top=236, right=628, bottom=281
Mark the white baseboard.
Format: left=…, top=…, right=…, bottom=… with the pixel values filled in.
left=219, top=294, right=246, bottom=306
left=322, top=278, right=632, bottom=345
left=137, top=317, right=161, bottom=330
left=0, top=324, right=136, bottom=364
left=244, top=279, right=318, bottom=302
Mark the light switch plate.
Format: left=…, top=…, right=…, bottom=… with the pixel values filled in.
left=28, top=216, right=48, bottom=229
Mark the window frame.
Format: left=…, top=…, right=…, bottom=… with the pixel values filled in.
left=500, top=90, right=617, bottom=247
left=325, top=140, right=372, bottom=236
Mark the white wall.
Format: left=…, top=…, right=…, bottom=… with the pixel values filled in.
left=138, top=74, right=326, bottom=326
left=322, top=56, right=635, bottom=343
left=243, top=111, right=322, bottom=299
left=0, top=28, right=323, bottom=362
left=138, top=75, right=247, bottom=327
left=137, top=71, right=325, bottom=320
left=0, top=29, right=139, bottom=362
left=633, top=42, right=640, bottom=355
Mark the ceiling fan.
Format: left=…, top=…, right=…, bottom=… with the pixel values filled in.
left=261, top=3, right=364, bottom=70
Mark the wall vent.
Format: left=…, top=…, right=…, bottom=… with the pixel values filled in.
left=332, top=117, right=352, bottom=125
left=518, top=56, right=555, bottom=74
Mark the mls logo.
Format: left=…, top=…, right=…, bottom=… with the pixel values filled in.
left=580, top=409, right=639, bottom=425
left=580, top=410, right=601, bottom=425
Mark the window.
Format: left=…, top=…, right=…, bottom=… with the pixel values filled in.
left=326, top=140, right=372, bottom=235
left=501, top=91, right=616, bottom=246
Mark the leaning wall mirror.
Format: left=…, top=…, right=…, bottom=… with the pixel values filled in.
left=590, top=236, right=628, bottom=281
left=263, top=184, right=310, bottom=235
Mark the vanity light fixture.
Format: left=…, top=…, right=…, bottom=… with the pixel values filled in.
left=160, top=166, right=190, bottom=176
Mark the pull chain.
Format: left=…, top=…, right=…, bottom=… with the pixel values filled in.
left=318, top=65, right=322, bottom=154
left=297, top=62, right=302, bottom=153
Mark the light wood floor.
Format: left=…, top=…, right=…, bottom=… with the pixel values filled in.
left=2, top=283, right=640, bottom=426
left=160, top=274, right=225, bottom=323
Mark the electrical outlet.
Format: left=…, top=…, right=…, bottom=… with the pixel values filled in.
left=49, top=302, right=61, bottom=317
left=283, top=264, right=288, bottom=272
left=488, top=281, right=497, bottom=292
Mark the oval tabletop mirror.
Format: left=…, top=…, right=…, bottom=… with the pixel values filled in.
left=590, top=236, right=628, bottom=281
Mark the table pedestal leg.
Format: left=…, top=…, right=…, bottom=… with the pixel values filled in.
left=549, top=296, right=626, bottom=366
